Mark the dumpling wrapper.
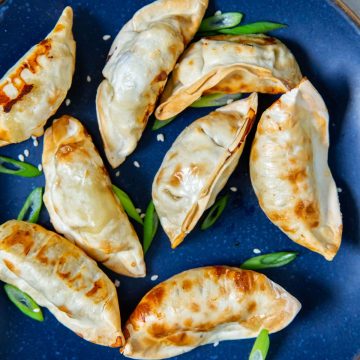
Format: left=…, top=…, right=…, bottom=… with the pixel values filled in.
left=122, top=266, right=301, bottom=359
left=0, top=220, right=123, bottom=347
left=250, top=79, right=342, bottom=260
left=0, top=7, right=75, bottom=146
left=42, top=115, right=145, bottom=277
left=152, top=94, right=258, bottom=248
left=155, top=34, right=302, bottom=120
left=96, top=0, right=208, bottom=168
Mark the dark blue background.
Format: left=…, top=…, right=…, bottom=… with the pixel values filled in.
left=0, top=0, right=359, bottom=359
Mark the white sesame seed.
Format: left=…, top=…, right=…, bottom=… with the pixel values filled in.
left=114, top=279, right=120, bottom=288
left=86, top=75, right=91, bottom=83
left=140, top=213, right=146, bottom=219
left=24, top=149, right=30, bottom=157
left=103, top=34, right=111, bottom=41
left=214, top=10, right=222, bottom=16
left=33, top=139, right=39, bottom=147
left=65, top=98, right=71, bottom=106
left=337, top=187, right=343, bottom=193
left=213, top=341, right=220, bottom=347
left=18, top=154, right=25, bottom=162
left=151, top=275, right=159, bottom=281
left=33, top=308, right=40, bottom=313
left=226, top=99, right=234, bottom=105
left=38, top=164, right=43, bottom=172
left=133, top=161, right=140, bottom=168
left=115, top=171, right=120, bottom=177
left=230, top=187, right=238, bottom=192
left=136, top=208, right=142, bottom=214
left=253, top=248, right=261, bottom=254
left=156, top=133, right=165, bottom=142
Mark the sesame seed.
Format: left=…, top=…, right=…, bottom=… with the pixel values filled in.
left=156, top=133, right=165, bottom=142
left=65, top=99, right=71, bottom=106
left=337, top=187, right=343, bottom=193
left=103, top=34, right=111, bottom=41
left=33, top=308, right=40, bottom=313
left=133, top=161, right=140, bottom=168
left=151, top=275, right=159, bottom=281
left=114, top=279, right=120, bottom=288
left=38, top=164, right=43, bottom=172
left=18, top=154, right=25, bottom=162
left=226, top=99, right=234, bottom=105
left=230, top=187, right=238, bottom=192
left=136, top=208, right=142, bottom=214
left=86, top=75, right=91, bottom=83
left=140, top=213, right=146, bottom=219
left=115, top=171, right=120, bottom=177
left=33, top=139, right=39, bottom=147
left=31, top=135, right=36, bottom=140
left=253, top=248, right=261, bottom=254
left=24, top=149, right=30, bottom=157
left=214, top=10, right=222, bottom=16
left=213, top=341, right=220, bottom=347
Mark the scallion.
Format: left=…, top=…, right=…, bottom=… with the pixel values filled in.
left=143, top=200, right=159, bottom=254
left=201, top=194, right=229, bottom=230
left=249, top=329, right=270, bottom=360
left=199, top=12, right=243, bottom=32
left=241, top=251, right=298, bottom=270
left=152, top=116, right=177, bottom=131
left=219, top=21, right=287, bottom=35
left=0, top=156, right=41, bottom=177
left=190, top=93, right=242, bottom=108
left=17, top=187, right=43, bottom=223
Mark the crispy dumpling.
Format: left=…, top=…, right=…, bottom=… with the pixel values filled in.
left=155, top=34, right=302, bottom=120
left=0, top=7, right=75, bottom=146
left=42, top=115, right=145, bottom=277
left=96, top=0, right=208, bottom=168
left=152, top=94, right=258, bottom=248
left=0, top=220, right=123, bottom=347
left=250, top=79, right=342, bottom=260
left=122, top=266, right=301, bottom=359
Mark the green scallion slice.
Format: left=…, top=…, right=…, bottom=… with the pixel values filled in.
left=241, top=251, right=298, bottom=270
left=112, top=185, right=143, bottom=225
left=219, top=22, right=287, bottom=35
left=190, top=93, right=242, bottom=108
left=249, top=329, right=270, bottom=360
left=17, top=187, right=43, bottom=223
left=199, top=12, right=243, bottom=32
left=152, top=116, right=177, bottom=131
left=0, top=156, right=41, bottom=177
left=201, top=194, right=229, bottom=230
left=4, top=284, right=44, bottom=322
left=143, top=200, right=159, bottom=254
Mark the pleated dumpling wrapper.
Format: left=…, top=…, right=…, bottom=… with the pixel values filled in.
left=42, top=115, right=145, bottom=277
left=250, top=79, right=342, bottom=260
left=96, top=0, right=209, bottom=168
left=122, top=266, right=301, bottom=359
left=0, top=220, right=123, bottom=347
left=155, top=34, right=302, bottom=120
left=0, top=7, right=75, bottom=146
left=153, top=94, right=258, bottom=248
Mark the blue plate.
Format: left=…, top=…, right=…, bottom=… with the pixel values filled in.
left=0, top=1, right=359, bottom=359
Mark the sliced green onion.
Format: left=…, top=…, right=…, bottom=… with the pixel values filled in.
left=190, top=93, right=242, bottom=108
left=199, top=12, right=243, bottom=32
left=0, top=156, right=41, bottom=177
left=17, top=187, right=43, bottom=223
left=201, top=194, right=229, bottom=230
left=249, top=329, right=270, bottom=360
left=143, top=200, right=159, bottom=254
left=152, top=116, right=177, bottom=131
left=241, top=251, right=298, bottom=270
left=219, top=22, right=287, bottom=35
left=112, top=185, right=143, bottom=225
left=4, top=284, right=44, bottom=322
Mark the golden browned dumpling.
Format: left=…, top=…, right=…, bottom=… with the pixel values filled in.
left=96, top=0, right=208, bottom=168
left=153, top=94, right=258, bottom=248
left=155, top=34, right=302, bottom=120
left=0, top=7, right=75, bottom=146
left=250, top=79, right=342, bottom=260
left=42, top=115, right=145, bottom=277
left=0, top=220, right=123, bottom=347
left=122, top=266, right=301, bottom=359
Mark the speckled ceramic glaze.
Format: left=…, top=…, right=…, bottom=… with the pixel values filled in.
left=0, top=1, right=359, bottom=359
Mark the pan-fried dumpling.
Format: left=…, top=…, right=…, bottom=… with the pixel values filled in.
left=42, top=115, right=145, bottom=277
left=96, top=0, right=208, bottom=168
left=155, top=34, right=302, bottom=120
left=0, top=7, right=75, bottom=146
left=152, top=94, right=258, bottom=248
left=250, top=79, right=342, bottom=260
left=122, top=266, right=301, bottom=359
left=0, top=220, right=123, bottom=347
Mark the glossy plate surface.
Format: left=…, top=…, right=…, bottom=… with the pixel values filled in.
left=0, top=1, right=359, bottom=359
